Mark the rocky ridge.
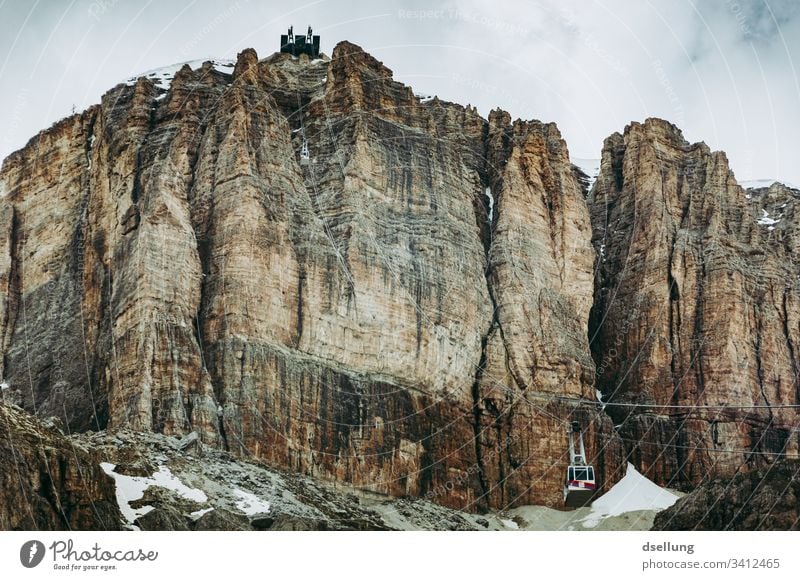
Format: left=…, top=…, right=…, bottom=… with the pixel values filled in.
left=653, top=459, right=800, bottom=530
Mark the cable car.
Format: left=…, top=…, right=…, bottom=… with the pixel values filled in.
left=563, top=421, right=596, bottom=508
left=299, top=138, right=310, bottom=166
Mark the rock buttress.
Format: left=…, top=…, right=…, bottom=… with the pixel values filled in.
left=588, top=118, right=800, bottom=489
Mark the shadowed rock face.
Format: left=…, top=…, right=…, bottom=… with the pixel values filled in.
left=0, top=402, right=122, bottom=530
left=588, top=118, right=800, bottom=490
left=0, top=41, right=623, bottom=511
left=652, top=460, right=800, bottom=530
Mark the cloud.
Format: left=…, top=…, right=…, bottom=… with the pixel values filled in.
left=0, top=0, right=798, bottom=184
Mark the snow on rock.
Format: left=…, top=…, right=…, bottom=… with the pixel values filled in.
left=190, top=507, right=214, bottom=520
left=233, top=488, right=271, bottom=515
left=757, top=209, right=780, bottom=226
left=0, top=382, right=8, bottom=391
left=101, top=462, right=208, bottom=528
left=150, top=465, right=208, bottom=502
left=572, top=157, right=601, bottom=192
left=595, top=389, right=606, bottom=410
left=124, top=58, right=235, bottom=92
left=581, top=463, right=679, bottom=528
left=485, top=187, right=494, bottom=224
left=500, top=518, right=518, bottom=529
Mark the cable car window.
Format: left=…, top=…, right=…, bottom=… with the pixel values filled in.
left=568, top=467, right=574, bottom=480
left=588, top=467, right=595, bottom=480
left=574, top=468, right=588, bottom=480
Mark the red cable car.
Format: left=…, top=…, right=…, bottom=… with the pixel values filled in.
left=564, top=421, right=597, bottom=508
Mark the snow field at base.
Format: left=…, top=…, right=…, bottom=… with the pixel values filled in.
left=505, top=462, right=680, bottom=531
left=580, top=462, right=679, bottom=528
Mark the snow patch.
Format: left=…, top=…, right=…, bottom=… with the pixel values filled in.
left=757, top=209, right=780, bottom=226
left=190, top=507, right=214, bottom=520
left=501, top=518, right=518, bottom=529
left=485, top=187, right=494, bottom=225
left=101, top=462, right=208, bottom=528
left=233, top=488, right=271, bottom=515
left=0, top=382, right=8, bottom=391
left=572, top=157, right=601, bottom=192
left=595, top=389, right=606, bottom=410
left=124, top=58, right=236, bottom=94
left=581, top=463, right=678, bottom=528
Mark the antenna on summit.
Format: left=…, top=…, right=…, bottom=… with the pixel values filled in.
left=280, top=25, right=320, bottom=58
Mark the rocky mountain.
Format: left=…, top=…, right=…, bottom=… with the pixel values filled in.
left=0, top=41, right=623, bottom=513
left=652, top=459, right=800, bottom=530
left=0, top=41, right=797, bottom=525
left=0, top=400, right=663, bottom=531
left=588, top=119, right=800, bottom=490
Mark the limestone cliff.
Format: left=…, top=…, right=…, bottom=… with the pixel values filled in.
left=0, top=42, right=622, bottom=511
left=588, top=118, right=800, bottom=489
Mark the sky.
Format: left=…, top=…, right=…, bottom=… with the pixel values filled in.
left=0, top=0, right=798, bottom=185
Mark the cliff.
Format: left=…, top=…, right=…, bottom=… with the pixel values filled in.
left=2, top=43, right=797, bottom=520
left=588, top=119, right=800, bottom=489
left=0, top=42, right=623, bottom=511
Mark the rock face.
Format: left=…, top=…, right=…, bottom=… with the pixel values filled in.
left=588, top=118, right=800, bottom=490
left=0, top=401, right=121, bottom=530
left=652, top=459, right=800, bottom=530
left=0, top=42, right=622, bottom=511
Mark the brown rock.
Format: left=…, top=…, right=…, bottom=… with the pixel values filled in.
left=0, top=42, right=624, bottom=511
left=589, top=118, right=800, bottom=490
left=0, top=402, right=122, bottom=530
left=652, top=459, right=800, bottom=530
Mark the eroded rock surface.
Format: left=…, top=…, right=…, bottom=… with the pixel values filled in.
left=0, top=43, right=621, bottom=510
left=0, top=402, right=121, bottom=530
left=652, top=459, right=800, bottom=530
left=588, top=119, right=800, bottom=489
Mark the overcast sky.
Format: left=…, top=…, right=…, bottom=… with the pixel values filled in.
left=1, top=0, right=798, bottom=185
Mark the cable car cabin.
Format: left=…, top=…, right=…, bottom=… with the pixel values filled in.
left=563, top=420, right=597, bottom=508
left=564, top=465, right=596, bottom=508
left=280, top=26, right=321, bottom=58
left=299, top=138, right=310, bottom=166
